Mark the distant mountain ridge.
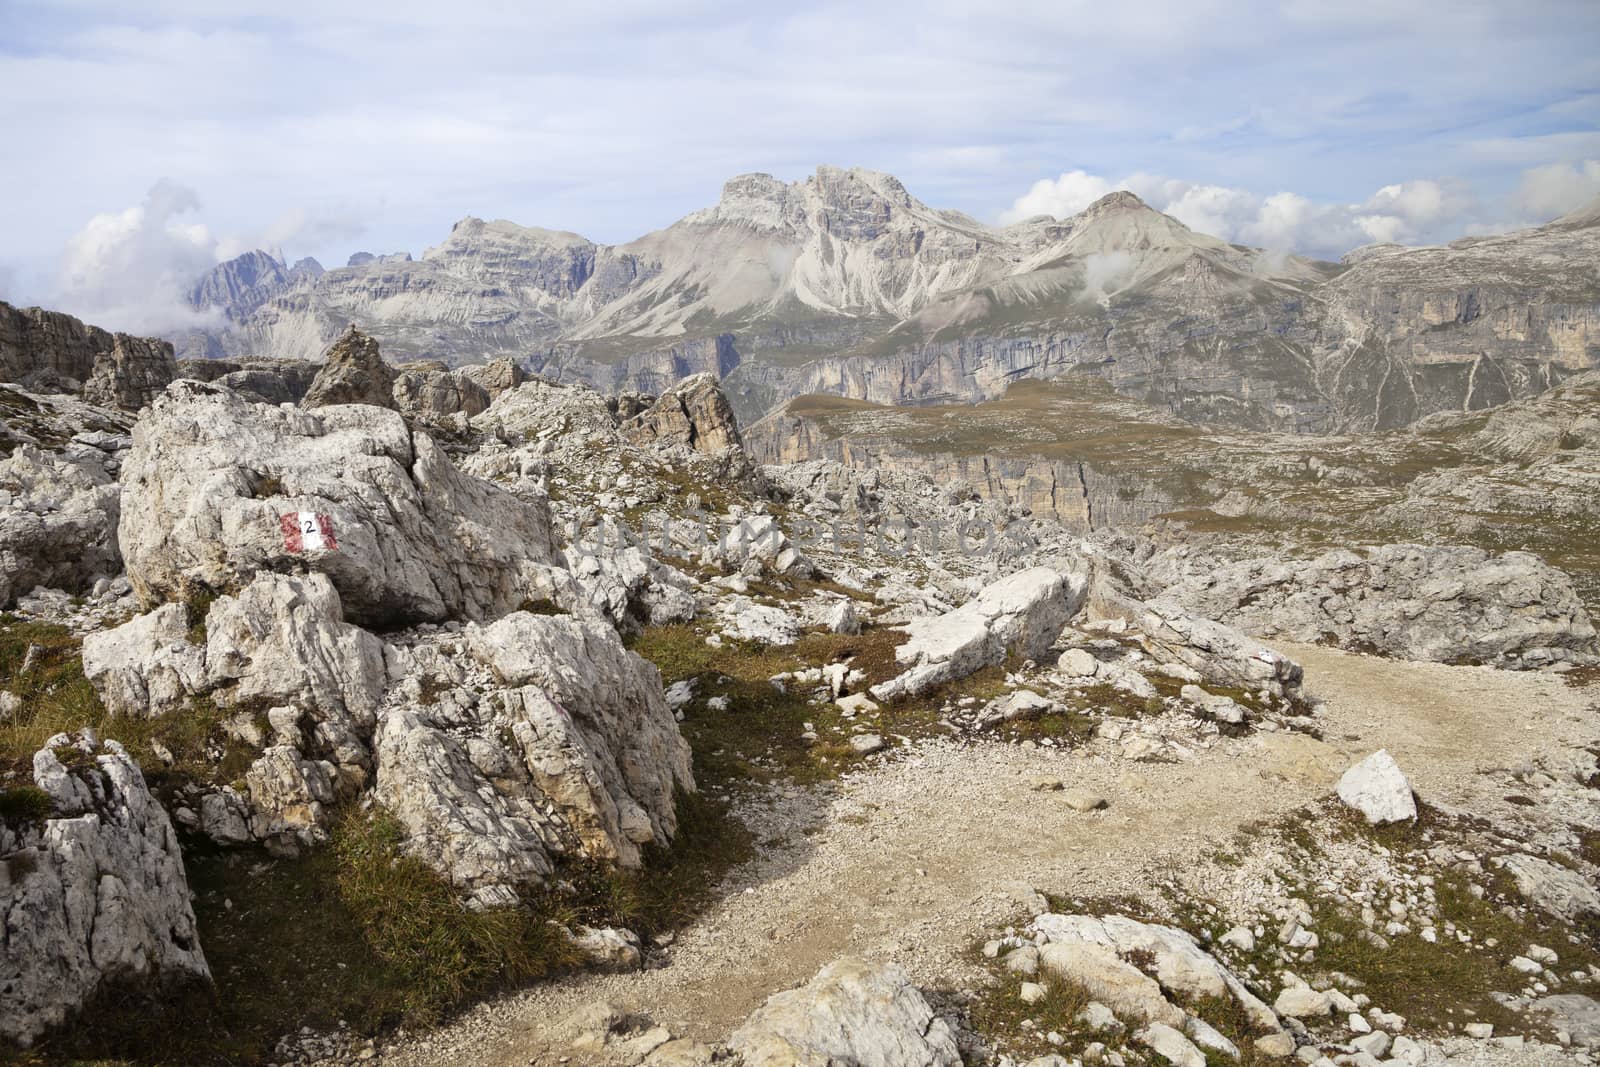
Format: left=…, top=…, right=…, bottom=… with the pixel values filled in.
left=180, top=167, right=1600, bottom=432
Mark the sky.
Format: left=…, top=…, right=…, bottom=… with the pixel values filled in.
left=2, top=0, right=1599, bottom=333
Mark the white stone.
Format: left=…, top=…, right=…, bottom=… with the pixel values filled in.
left=1336, top=749, right=1418, bottom=825
left=729, top=958, right=960, bottom=1067
left=0, top=731, right=210, bottom=1046
left=1136, top=1022, right=1206, bottom=1067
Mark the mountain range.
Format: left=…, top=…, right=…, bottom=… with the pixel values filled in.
left=179, top=165, right=1600, bottom=431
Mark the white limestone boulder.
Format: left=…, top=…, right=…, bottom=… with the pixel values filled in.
left=0, top=731, right=209, bottom=1047
left=373, top=612, right=695, bottom=898
left=872, top=566, right=1085, bottom=701
left=0, top=444, right=121, bottom=608
left=1336, top=749, right=1418, bottom=825
left=117, top=379, right=563, bottom=627
left=1139, top=600, right=1303, bottom=699
left=729, top=957, right=961, bottom=1067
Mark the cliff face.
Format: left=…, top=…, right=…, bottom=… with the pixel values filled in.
left=1, top=302, right=121, bottom=387
left=745, top=383, right=1194, bottom=532
left=1, top=301, right=175, bottom=410
left=178, top=172, right=1600, bottom=433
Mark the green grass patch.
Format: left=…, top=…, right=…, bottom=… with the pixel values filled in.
left=330, top=810, right=585, bottom=1023
left=30, top=785, right=757, bottom=1066
left=0, top=616, right=262, bottom=802
left=629, top=621, right=958, bottom=786
left=0, top=784, right=52, bottom=825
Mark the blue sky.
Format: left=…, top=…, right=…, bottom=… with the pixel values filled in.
left=2, top=0, right=1598, bottom=330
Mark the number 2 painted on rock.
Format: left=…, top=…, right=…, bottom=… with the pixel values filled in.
left=280, top=512, right=338, bottom=553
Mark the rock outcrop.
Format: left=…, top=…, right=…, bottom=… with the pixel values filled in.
left=1031, top=913, right=1285, bottom=1043
left=301, top=327, right=397, bottom=410
left=621, top=373, right=760, bottom=485
left=622, top=373, right=743, bottom=455
left=1, top=301, right=118, bottom=391
left=392, top=361, right=491, bottom=423
left=0, top=731, right=210, bottom=1047
left=1136, top=600, right=1304, bottom=700
left=1157, top=544, right=1599, bottom=668
left=81, top=603, right=207, bottom=718
left=117, top=379, right=563, bottom=626
left=0, top=444, right=121, bottom=607
left=176, top=357, right=321, bottom=406
left=374, top=611, right=694, bottom=899
left=728, top=957, right=961, bottom=1067
left=457, top=358, right=525, bottom=400
left=80, top=335, right=177, bottom=412
left=872, top=565, right=1086, bottom=701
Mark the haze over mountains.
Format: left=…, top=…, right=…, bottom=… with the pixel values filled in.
left=175, top=165, right=1600, bottom=432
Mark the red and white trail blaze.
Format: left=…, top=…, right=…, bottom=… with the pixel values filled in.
left=279, top=512, right=338, bottom=553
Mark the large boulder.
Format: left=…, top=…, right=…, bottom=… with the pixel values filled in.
left=1138, top=600, right=1304, bottom=699
left=1031, top=913, right=1282, bottom=1036
left=301, top=327, right=396, bottom=410
left=1498, top=854, right=1600, bottom=924
left=374, top=611, right=694, bottom=900
left=457, top=358, right=525, bottom=400
left=728, top=957, right=961, bottom=1067
left=0, top=444, right=121, bottom=607
left=872, top=566, right=1085, bottom=701
left=117, top=379, right=562, bottom=626
left=704, top=513, right=813, bottom=577
left=83, top=572, right=385, bottom=730
left=621, top=373, right=757, bottom=483
left=622, top=373, right=744, bottom=455
left=81, top=603, right=207, bottom=718
left=1, top=731, right=210, bottom=1047
left=1158, top=544, right=1599, bottom=668
left=177, top=358, right=320, bottom=405
left=202, top=572, right=387, bottom=726
left=561, top=537, right=698, bottom=630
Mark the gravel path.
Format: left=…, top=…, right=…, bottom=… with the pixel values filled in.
left=378, top=645, right=1597, bottom=1066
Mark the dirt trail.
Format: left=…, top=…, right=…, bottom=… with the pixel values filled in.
left=380, top=646, right=1597, bottom=1066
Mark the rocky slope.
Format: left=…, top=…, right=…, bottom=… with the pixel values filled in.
left=182, top=171, right=1599, bottom=432
left=2, top=326, right=1598, bottom=1063
left=746, top=371, right=1600, bottom=613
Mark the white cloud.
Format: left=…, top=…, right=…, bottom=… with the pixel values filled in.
left=1001, top=171, right=1116, bottom=223
left=996, top=167, right=1584, bottom=258
left=52, top=180, right=366, bottom=334
left=56, top=179, right=222, bottom=334
left=1511, top=160, right=1600, bottom=221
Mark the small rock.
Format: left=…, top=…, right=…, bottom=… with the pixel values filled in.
left=1253, top=1031, right=1295, bottom=1057
left=1063, top=789, right=1108, bottom=812
left=1274, top=986, right=1333, bottom=1018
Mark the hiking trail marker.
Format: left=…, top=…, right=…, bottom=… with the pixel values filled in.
left=280, top=512, right=338, bottom=553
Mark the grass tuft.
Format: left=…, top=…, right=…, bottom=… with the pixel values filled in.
left=0, top=784, right=53, bottom=825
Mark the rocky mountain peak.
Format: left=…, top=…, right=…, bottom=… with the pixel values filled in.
left=346, top=251, right=413, bottom=268
left=1080, top=189, right=1153, bottom=216
left=288, top=257, right=324, bottom=281
left=187, top=250, right=289, bottom=313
